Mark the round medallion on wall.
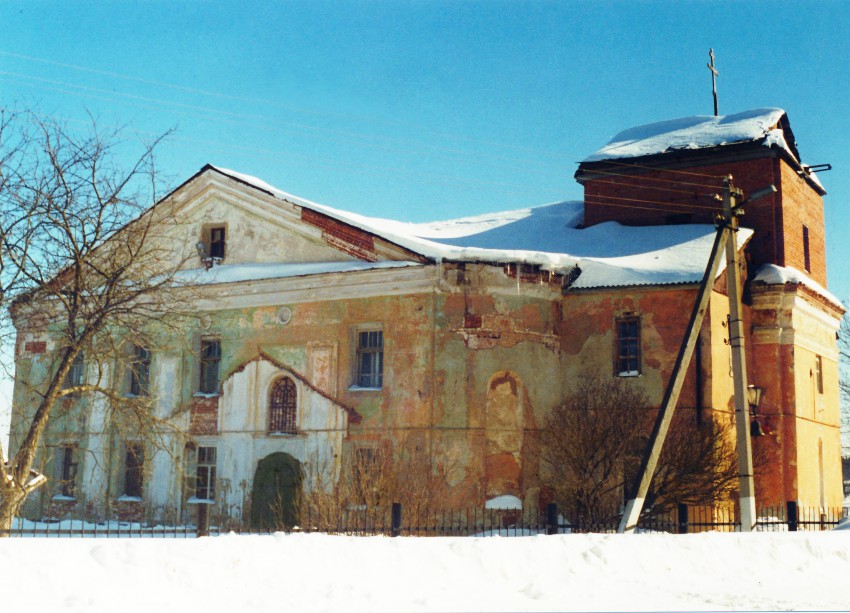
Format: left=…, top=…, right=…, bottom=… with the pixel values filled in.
left=199, top=314, right=212, bottom=330
left=276, top=306, right=293, bottom=326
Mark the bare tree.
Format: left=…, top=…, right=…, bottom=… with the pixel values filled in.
left=296, top=435, right=453, bottom=531
left=0, top=109, right=186, bottom=534
left=540, top=373, right=738, bottom=528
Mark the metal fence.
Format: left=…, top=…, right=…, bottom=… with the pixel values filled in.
left=2, top=501, right=845, bottom=538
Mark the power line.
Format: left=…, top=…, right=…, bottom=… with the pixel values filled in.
left=584, top=192, right=721, bottom=212
left=588, top=158, right=725, bottom=180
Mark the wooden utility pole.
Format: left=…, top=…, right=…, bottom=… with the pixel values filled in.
left=618, top=222, right=731, bottom=533
left=708, top=49, right=719, bottom=116
left=722, top=175, right=758, bottom=532
left=618, top=175, right=764, bottom=533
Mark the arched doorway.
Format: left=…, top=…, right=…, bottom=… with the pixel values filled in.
left=250, top=452, right=302, bottom=530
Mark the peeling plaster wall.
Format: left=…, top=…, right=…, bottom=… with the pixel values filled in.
left=750, top=285, right=844, bottom=506
left=9, top=169, right=844, bottom=524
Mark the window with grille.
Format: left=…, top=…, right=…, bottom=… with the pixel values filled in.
left=129, top=344, right=151, bottom=396
left=124, top=443, right=144, bottom=498
left=269, top=377, right=297, bottom=434
left=355, top=330, right=383, bottom=388
left=56, top=445, right=78, bottom=498
left=195, top=446, right=217, bottom=500
left=616, top=316, right=641, bottom=376
left=199, top=339, right=221, bottom=394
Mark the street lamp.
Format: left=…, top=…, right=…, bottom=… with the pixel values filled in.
left=748, top=385, right=766, bottom=437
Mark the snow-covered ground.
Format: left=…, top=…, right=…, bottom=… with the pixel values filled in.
left=2, top=529, right=849, bottom=612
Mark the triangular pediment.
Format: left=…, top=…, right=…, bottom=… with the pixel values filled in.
left=154, top=165, right=429, bottom=270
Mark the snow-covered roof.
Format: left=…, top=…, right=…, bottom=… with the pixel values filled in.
left=583, top=108, right=796, bottom=163
left=178, top=261, right=422, bottom=285
left=752, top=264, right=844, bottom=309
left=209, top=166, right=750, bottom=289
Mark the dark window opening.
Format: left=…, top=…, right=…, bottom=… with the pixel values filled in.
left=803, top=225, right=811, bottom=272
left=63, top=352, right=85, bottom=390
left=356, top=330, right=383, bottom=388
left=815, top=355, right=824, bottom=395
left=616, top=317, right=641, bottom=376
left=269, top=377, right=297, bottom=434
left=195, top=446, right=217, bottom=500
left=199, top=340, right=221, bottom=394
left=129, top=345, right=151, bottom=396
left=124, top=443, right=144, bottom=498
left=209, top=227, right=226, bottom=260
left=57, top=445, right=78, bottom=497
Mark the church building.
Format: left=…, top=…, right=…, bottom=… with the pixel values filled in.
left=9, top=108, right=844, bottom=526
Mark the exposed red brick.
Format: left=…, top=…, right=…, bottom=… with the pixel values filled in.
left=579, top=155, right=827, bottom=286
left=25, top=341, right=46, bottom=354
left=301, top=208, right=378, bottom=261
left=463, top=313, right=482, bottom=329
left=189, top=396, right=219, bottom=435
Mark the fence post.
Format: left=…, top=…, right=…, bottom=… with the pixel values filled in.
left=677, top=503, right=689, bottom=534
left=391, top=502, right=402, bottom=537
left=196, top=503, right=210, bottom=538
left=546, top=503, right=558, bottom=535
left=786, top=501, right=798, bottom=532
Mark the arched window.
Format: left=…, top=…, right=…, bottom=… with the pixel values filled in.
left=269, top=377, right=297, bottom=434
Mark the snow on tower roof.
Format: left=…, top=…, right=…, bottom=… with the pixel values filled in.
left=583, top=108, right=796, bottom=163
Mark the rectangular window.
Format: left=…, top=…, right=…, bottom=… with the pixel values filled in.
left=56, top=445, right=78, bottom=498
left=195, top=446, right=217, bottom=501
left=815, top=355, right=824, bottom=395
left=803, top=225, right=811, bottom=272
left=209, top=227, right=226, bottom=260
left=356, top=330, right=383, bottom=388
left=199, top=340, right=221, bottom=394
left=124, top=443, right=144, bottom=498
left=616, top=316, right=641, bottom=376
left=129, top=345, right=151, bottom=396
left=63, top=352, right=85, bottom=390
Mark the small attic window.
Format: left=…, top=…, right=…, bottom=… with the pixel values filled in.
left=209, top=226, right=226, bottom=259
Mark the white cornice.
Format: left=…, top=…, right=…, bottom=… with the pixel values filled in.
left=187, top=264, right=437, bottom=311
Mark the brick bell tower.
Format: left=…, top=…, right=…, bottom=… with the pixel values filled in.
left=575, top=108, right=845, bottom=508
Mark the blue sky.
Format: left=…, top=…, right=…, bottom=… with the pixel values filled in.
left=4, top=2, right=849, bottom=288
left=1, top=2, right=849, bottom=286
left=1, top=0, right=849, bottom=451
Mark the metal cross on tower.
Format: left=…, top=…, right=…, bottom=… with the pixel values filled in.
left=708, top=49, right=719, bottom=116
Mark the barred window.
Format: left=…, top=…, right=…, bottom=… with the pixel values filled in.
left=129, top=345, right=151, bottom=396
left=195, top=446, right=217, bottom=501
left=616, top=316, right=641, bottom=376
left=269, top=377, right=297, bottom=434
left=199, top=339, right=221, bottom=394
left=356, top=330, right=383, bottom=389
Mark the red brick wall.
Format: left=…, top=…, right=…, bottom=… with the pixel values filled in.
left=189, top=396, right=219, bottom=435
left=301, top=208, right=378, bottom=262
left=776, top=161, right=827, bottom=285
left=580, top=155, right=827, bottom=285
